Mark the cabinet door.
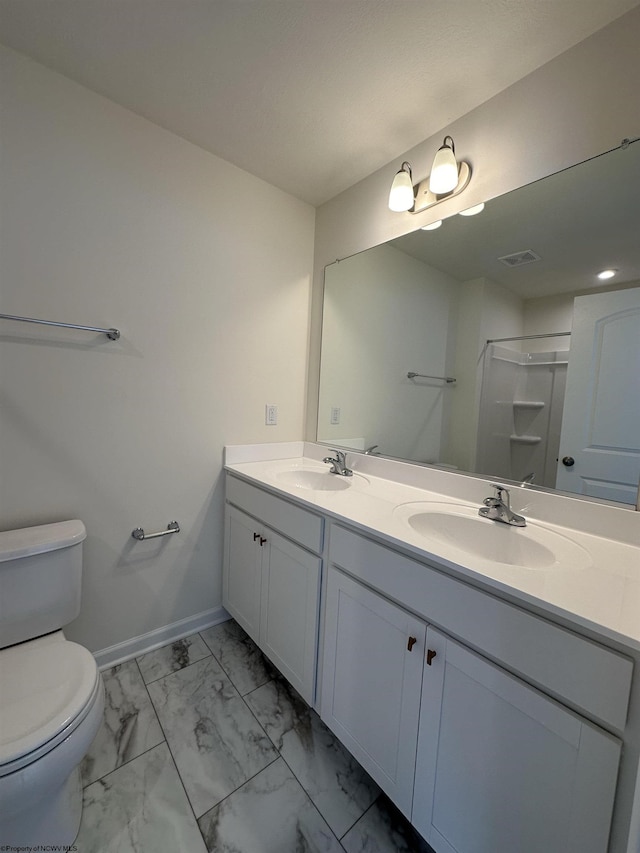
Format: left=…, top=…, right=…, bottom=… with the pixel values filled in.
left=320, top=568, right=426, bottom=817
left=414, top=628, right=621, bottom=853
left=222, top=506, right=263, bottom=643
left=260, top=530, right=321, bottom=705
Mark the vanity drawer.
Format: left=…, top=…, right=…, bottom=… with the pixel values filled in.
left=226, top=475, right=324, bottom=555
left=329, top=525, right=633, bottom=731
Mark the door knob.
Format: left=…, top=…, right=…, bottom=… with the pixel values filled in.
left=562, top=456, right=575, bottom=467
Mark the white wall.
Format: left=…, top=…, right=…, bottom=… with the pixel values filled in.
left=318, top=244, right=459, bottom=461
left=0, top=46, right=315, bottom=653
left=523, top=294, right=574, bottom=352
left=446, top=278, right=523, bottom=471
left=307, top=5, right=640, bottom=439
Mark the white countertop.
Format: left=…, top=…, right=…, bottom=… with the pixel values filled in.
left=225, top=444, right=640, bottom=653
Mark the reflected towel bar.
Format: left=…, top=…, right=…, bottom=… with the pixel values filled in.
left=0, top=312, right=120, bottom=341
left=407, top=372, right=456, bottom=384
left=132, top=521, right=180, bottom=541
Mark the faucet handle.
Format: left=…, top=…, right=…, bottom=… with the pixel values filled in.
left=489, top=483, right=511, bottom=506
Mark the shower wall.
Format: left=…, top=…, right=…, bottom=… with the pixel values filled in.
left=476, top=343, right=569, bottom=487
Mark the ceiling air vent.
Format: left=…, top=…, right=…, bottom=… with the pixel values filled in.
left=498, top=249, right=541, bottom=268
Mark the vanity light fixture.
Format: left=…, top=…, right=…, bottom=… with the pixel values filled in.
left=388, top=135, right=472, bottom=214
left=597, top=268, right=618, bottom=280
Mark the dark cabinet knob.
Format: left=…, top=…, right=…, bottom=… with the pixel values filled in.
left=562, top=456, right=575, bottom=467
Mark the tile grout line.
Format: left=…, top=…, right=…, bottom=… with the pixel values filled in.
left=81, top=658, right=168, bottom=789
left=197, top=753, right=283, bottom=822
left=238, top=676, right=351, bottom=852
left=133, top=655, right=211, bottom=844
left=82, top=739, right=168, bottom=789
left=189, top=630, right=345, bottom=841
left=137, top=635, right=280, bottom=836
left=138, top=648, right=214, bottom=686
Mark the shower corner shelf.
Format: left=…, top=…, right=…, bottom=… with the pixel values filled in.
left=510, top=434, right=542, bottom=445
left=513, top=401, right=545, bottom=409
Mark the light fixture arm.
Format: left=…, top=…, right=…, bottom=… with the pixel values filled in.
left=441, top=135, right=455, bottom=155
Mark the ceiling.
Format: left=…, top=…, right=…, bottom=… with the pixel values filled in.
left=0, top=0, right=638, bottom=206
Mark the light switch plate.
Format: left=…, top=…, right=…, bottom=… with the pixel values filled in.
left=265, top=404, right=278, bottom=425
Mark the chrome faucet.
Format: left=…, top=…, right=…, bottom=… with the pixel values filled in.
left=479, top=484, right=526, bottom=527
left=323, top=449, right=353, bottom=476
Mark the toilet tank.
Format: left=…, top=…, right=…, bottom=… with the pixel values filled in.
left=0, top=520, right=86, bottom=649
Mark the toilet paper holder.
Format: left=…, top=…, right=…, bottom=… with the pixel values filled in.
left=131, top=521, right=180, bottom=541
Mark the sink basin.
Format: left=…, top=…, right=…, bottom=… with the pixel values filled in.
left=275, top=468, right=353, bottom=492
left=394, top=502, right=590, bottom=570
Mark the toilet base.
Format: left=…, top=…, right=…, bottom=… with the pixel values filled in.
left=1, top=766, right=82, bottom=847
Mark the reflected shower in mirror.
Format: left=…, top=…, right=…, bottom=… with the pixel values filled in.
left=317, top=139, right=640, bottom=505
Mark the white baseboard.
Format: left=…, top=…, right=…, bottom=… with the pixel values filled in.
left=93, top=606, right=230, bottom=671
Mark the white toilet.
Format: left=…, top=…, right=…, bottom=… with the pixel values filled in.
left=0, top=520, right=104, bottom=846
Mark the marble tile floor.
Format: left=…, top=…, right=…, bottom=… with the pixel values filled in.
left=76, top=619, right=435, bottom=853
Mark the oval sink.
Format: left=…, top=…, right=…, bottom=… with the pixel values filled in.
left=275, top=469, right=352, bottom=491
left=394, top=502, right=590, bottom=570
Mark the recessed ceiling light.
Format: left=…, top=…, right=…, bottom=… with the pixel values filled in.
left=459, top=203, right=485, bottom=216
left=597, top=269, right=618, bottom=280
left=421, top=220, right=442, bottom=231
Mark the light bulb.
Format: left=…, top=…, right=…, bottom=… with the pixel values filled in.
left=421, top=220, right=442, bottom=230
left=429, top=137, right=459, bottom=195
left=388, top=163, right=414, bottom=212
left=459, top=203, right=485, bottom=216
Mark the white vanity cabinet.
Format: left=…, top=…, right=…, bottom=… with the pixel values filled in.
left=223, top=456, right=638, bottom=853
left=322, top=525, right=630, bottom=853
left=223, top=475, right=323, bottom=704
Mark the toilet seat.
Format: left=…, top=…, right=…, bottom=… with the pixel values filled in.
left=0, top=634, right=100, bottom=775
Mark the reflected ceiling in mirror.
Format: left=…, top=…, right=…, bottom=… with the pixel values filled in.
left=317, top=139, right=640, bottom=505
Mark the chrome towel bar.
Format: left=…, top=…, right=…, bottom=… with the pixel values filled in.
left=0, top=312, right=120, bottom=340
left=407, top=372, right=456, bottom=384
left=132, top=521, right=180, bottom=541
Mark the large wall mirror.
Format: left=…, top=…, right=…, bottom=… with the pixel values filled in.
left=317, top=139, right=640, bottom=506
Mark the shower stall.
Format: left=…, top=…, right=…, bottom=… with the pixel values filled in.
left=475, top=333, right=570, bottom=488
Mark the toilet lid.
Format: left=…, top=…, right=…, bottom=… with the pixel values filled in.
left=0, top=638, right=99, bottom=766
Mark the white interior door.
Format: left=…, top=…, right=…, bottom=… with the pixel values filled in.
left=556, top=287, right=640, bottom=504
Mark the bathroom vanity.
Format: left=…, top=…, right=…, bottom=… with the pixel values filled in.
left=223, top=442, right=640, bottom=853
